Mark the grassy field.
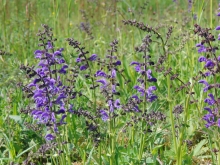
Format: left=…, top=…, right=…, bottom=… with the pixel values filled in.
left=0, top=0, right=220, bottom=164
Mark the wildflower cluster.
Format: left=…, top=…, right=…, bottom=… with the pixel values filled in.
left=95, top=39, right=122, bottom=121
left=20, top=24, right=71, bottom=141
left=131, top=35, right=157, bottom=104
left=195, top=11, right=220, bottom=128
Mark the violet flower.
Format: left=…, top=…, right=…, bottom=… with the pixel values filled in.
left=100, top=110, right=109, bottom=121
left=198, top=80, right=210, bottom=92
left=88, top=54, right=97, bottom=61
left=216, top=26, right=220, bottom=30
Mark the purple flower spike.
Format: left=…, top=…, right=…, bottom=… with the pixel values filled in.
left=100, top=110, right=109, bottom=122
left=218, top=56, right=220, bottom=61
left=216, top=26, right=220, bottom=30
left=88, top=54, right=97, bottom=61
left=218, top=34, right=220, bottom=40
left=217, top=13, right=220, bottom=16
left=45, top=134, right=55, bottom=141
left=198, top=56, right=206, bottom=62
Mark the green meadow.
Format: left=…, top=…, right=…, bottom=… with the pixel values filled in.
left=0, top=0, right=220, bottom=164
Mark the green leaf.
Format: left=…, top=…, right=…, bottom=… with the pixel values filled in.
left=85, top=146, right=94, bottom=165
left=193, top=139, right=207, bottom=156
left=16, top=143, right=37, bottom=158
left=8, top=115, right=22, bottom=123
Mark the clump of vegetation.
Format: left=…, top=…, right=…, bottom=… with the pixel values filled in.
left=1, top=0, right=220, bottom=165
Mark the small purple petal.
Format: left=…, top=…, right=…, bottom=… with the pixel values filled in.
left=130, top=61, right=140, bottom=65
left=204, top=71, right=211, bottom=77
left=135, top=65, right=141, bottom=72
left=96, top=79, right=107, bottom=85
left=88, top=54, right=97, bottom=61
left=59, top=115, right=67, bottom=124
left=147, top=95, right=158, bottom=102
left=47, top=42, right=53, bottom=49
left=59, top=65, right=68, bottom=74
left=198, top=56, right=206, bottom=62
left=45, top=134, right=55, bottom=141
left=148, top=77, right=157, bottom=82
left=112, top=84, right=116, bottom=93
left=204, top=107, right=212, bottom=113
left=216, top=26, right=220, bottom=30
left=198, top=80, right=209, bottom=86
left=205, top=60, right=215, bottom=68
left=133, top=105, right=140, bottom=112
left=34, top=50, right=43, bottom=58
left=80, top=65, right=88, bottom=71
left=114, top=60, right=121, bottom=66
left=111, top=69, right=116, bottom=78
left=76, top=58, right=81, bottom=63
left=218, top=119, right=220, bottom=127
left=131, top=95, right=139, bottom=101
left=54, top=51, right=62, bottom=56
left=95, top=70, right=107, bottom=77
left=197, top=45, right=206, bottom=53
left=100, top=110, right=109, bottom=122
left=114, top=99, right=120, bottom=109
left=196, top=43, right=202, bottom=47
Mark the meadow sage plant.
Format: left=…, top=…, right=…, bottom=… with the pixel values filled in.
left=20, top=24, right=71, bottom=141
left=194, top=7, right=220, bottom=163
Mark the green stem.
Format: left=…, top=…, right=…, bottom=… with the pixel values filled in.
left=109, top=119, right=115, bottom=165
left=167, top=55, right=178, bottom=164
left=210, top=0, right=212, bottom=29
left=138, top=50, right=148, bottom=163
left=99, top=143, right=102, bottom=165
